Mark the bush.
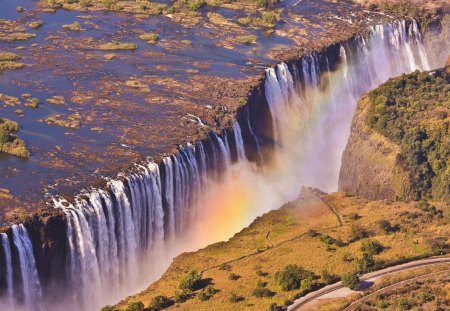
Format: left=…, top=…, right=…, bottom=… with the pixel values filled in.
left=252, top=286, right=273, bottom=298
left=126, top=301, right=144, bottom=311
left=197, top=285, right=217, bottom=301
left=228, top=293, right=244, bottom=303
left=360, top=239, right=383, bottom=255
left=268, top=303, right=283, bottom=311
left=179, top=270, right=201, bottom=292
left=229, top=273, right=240, bottom=280
left=321, top=269, right=338, bottom=284
left=350, top=224, right=368, bottom=242
left=377, top=219, right=396, bottom=234
left=396, top=298, right=412, bottom=310
left=355, top=253, right=375, bottom=270
left=275, top=264, right=312, bottom=291
left=173, top=290, right=190, bottom=303
left=341, top=272, right=360, bottom=290
left=100, top=306, right=115, bottom=311
left=348, top=212, right=360, bottom=220
left=319, top=234, right=336, bottom=245
left=151, top=295, right=172, bottom=309
left=307, top=229, right=319, bottom=237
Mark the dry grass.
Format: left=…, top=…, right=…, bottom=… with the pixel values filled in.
left=115, top=192, right=449, bottom=310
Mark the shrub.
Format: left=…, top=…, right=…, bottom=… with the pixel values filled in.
left=252, top=286, right=273, bottom=298
left=219, top=263, right=231, bottom=271
left=151, top=295, right=172, bottom=309
left=173, top=289, right=190, bottom=303
left=126, top=301, right=144, bottom=311
left=188, top=0, right=205, bottom=11
left=377, top=219, right=396, bottom=234
left=341, top=272, right=360, bottom=290
left=268, top=303, right=283, bottom=311
left=355, top=253, right=375, bottom=270
left=229, top=273, right=240, bottom=280
left=319, top=234, right=336, bottom=245
left=139, top=32, right=159, bottom=44
left=307, top=229, right=319, bottom=237
left=179, top=270, right=201, bottom=292
left=197, top=285, right=217, bottom=301
left=360, top=239, right=383, bottom=255
left=100, top=306, right=115, bottom=311
left=396, top=298, right=412, bottom=310
left=348, top=212, right=360, bottom=220
left=350, top=224, right=368, bottom=242
left=275, top=264, right=312, bottom=291
left=228, top=293, right=244, bottom=303
left=236, top=35, right=256, bottom=45
left=321, top=269, right=338, bottom=284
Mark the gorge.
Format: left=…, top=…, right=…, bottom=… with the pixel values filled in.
left=0, top=3, right=449, bottom=311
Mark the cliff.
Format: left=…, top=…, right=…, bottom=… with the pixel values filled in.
left=338, top=95, right=409, bottom=201
left=339, top=67, right=450, bottom=202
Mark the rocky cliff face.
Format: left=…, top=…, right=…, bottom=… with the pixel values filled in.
left=338, top=96, right=410, bottom=201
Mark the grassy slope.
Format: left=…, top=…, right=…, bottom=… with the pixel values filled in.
left=116, top=190, right=449, bottom=310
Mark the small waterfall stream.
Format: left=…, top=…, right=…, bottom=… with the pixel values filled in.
left=0, top=19, right=441, bottom=310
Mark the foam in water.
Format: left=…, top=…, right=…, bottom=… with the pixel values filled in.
left=0, top=19, right=442, bottom=310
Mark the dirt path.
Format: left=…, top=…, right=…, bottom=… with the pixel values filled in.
left=287, top=256, right=450, bottom=311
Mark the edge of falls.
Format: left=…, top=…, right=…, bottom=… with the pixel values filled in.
left=0, top=18, right=440, bottom=311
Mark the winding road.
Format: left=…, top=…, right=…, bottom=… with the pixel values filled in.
left=287, top=256, right=450, bottom=311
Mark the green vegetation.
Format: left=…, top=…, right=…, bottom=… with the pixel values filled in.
left=275, top=264, right=313, bottom=291
left=360, top=239, right=383, bottom=255
left=0, top=118, right=29, bottom=157
left=179, top=269, right=201, bottom=293
left=0, top=52, right=25, bottom=72
left=97, top=42, right=137, bottom=50
left=63, top=21, right=82, bottom=31
left=126, top=301, right=144, bottom=311
left=139, top=32, right=159, bottom=44
left=197, top=285, right=218, bottom=301
left=238, top=11, right=278, bottom=28
left=149, top=296, right=172, bottom=310
left=341, top=272, right=360, bottom=290
left=236, top=35, right=256, bottom=45
left=28, top=21, right=43, bottom=29
left=367, top=68, right=450, bottom=202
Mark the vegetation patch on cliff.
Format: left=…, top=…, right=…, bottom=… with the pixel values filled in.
left=366, top=68, right=450, bottom=202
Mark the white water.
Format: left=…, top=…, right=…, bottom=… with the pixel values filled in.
left=0, top=19, right=444, bottom=310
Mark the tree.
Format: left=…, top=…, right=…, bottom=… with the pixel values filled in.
left=275, top=264, right=312, bottom=291
left=179, top=270, right=201, bottom=292
left=341, top=272, right=360, bottom=290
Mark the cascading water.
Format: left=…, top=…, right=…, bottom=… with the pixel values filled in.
left=0, top=19, right=442, bottom=311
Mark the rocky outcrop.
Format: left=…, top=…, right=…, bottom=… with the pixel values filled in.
left=338, top=96, right=410, bottom=201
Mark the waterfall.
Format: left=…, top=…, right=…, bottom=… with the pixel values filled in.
left=0, top=19, right=439, bottom=311
left=234, top=122, right=247, bottom=161
left=1, top=233, right=13, bottom=303
left=11, top=224, right=42, bottom=307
